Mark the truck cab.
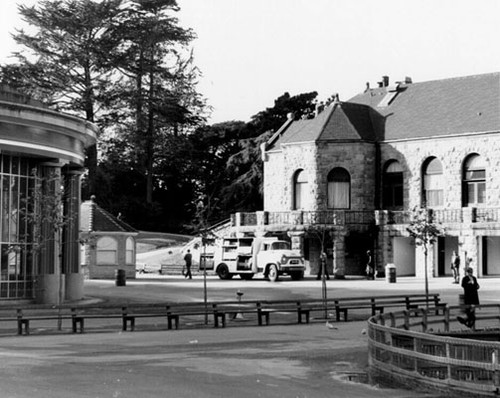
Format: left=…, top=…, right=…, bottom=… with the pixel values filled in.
left=252, top=238, right=305, bottom=282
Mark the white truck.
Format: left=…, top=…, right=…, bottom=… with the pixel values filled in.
left=214, top=236, right=305, bottom=281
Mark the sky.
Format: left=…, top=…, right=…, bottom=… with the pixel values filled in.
left=1, top=0, right=500, bottom=124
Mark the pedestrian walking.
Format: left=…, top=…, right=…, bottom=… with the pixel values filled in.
left=365, top=250, right=374, bottom=280
left=316, top=252, right=330, bottom=280
left=183, top=249, right=193, bottom=279
left=457, top=266, right=479, bottom=328
left=450, top=250, right=460, bottom=284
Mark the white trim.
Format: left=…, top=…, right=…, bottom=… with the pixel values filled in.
left=0, top=139, right=84, bottom=162
left=382, top=130, right=500, bottom=144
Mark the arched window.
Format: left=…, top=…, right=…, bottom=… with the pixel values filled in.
left=422, top=157, right=443, bottom=207
left=126, top=237, right=135, bottom=264
left=293, top=169, right=308, bottom=210
left=96, top=236, right=118, bottom=265
left=327, top=168, right=350, bottom=209
left=382, top=160, right=403, bottom=208
left=463, top=154, right=486, bottom=206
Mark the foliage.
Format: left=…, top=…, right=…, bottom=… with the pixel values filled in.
left=221, top=91, right=319, bottom=212
left=406, top=207, right=444, bottom=255
left=406, top=206, right=444, bottom=308
left=1, top=0, right=324, bottom=233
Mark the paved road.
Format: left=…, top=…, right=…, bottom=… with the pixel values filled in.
left=0, top=322, right=440, bottom=398
left=1, top=275, right=493, bottom=398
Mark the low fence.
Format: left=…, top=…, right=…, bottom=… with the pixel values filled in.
left=368, top=304, right=500, bottom=397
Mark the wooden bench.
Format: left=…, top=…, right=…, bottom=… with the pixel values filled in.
left=15, top=308, right=73, bottom=335
left=332, top=294, right=445, bottom=322
left=255, top=301, right=312, bottom=326
left=71, top=306, right=126, bottom=333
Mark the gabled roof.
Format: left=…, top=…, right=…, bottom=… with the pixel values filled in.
left=265, top=72, right=500, bottom=150
left=266, top=101, right=376, bottom=150
left=349, top=72, right=500, bottom=140
left=80, top=197, right=137, bottom=234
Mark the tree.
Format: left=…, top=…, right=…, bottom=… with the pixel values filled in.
left=20, top=169, right=78, bottom=329
left=2, top=0, right=124, bottom=194
left=306, top=223, right=334, bottom=319
left=223, top=91, right=319, bottom=212
left=105, top=0, right=199, bottom=204
left=406, top=207, right=444, bottom=309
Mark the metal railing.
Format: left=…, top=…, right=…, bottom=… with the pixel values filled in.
left=232, top=207, right=500, bottom=228
left=368, top=305, right=500, bottom=396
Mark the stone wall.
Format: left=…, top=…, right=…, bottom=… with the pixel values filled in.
left=264, top=141, right=377, bottom=212
left=380, top=132, right=500, bottom=209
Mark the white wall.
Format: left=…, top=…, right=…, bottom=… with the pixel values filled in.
left=393, top=237, right=415, bottom=276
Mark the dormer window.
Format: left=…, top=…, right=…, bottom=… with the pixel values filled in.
left=377, top=85, right=400, bottom=107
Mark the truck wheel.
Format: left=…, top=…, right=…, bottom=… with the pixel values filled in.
left=240, top=273, right=254, bottom=280
left=217, top=264, right=232, bottom=280
left=268, top=264, right=279, bottom=282
left=290, top=271, right=304, bottom=280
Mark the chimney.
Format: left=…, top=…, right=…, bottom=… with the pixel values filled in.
left=382, top=76, right=389, bottom=87
left=365, top=82, right=370, bottom=92
left=314, top=102, right=325, bottom=117
left=405, top=76, right=412, bottom=84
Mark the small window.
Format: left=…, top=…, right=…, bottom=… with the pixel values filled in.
left=293, top=169, right=308, bottom=210
left=463, top=154, right=486, bottom=206
left=96, top=237, right=118, bottom=265
left=383, top=160, right=403, bottom=208
left=327, top=168, right=350, bottom=209
left=423, top=157, right=443, bottom=207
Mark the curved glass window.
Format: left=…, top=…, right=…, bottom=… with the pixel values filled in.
left=463, top=154, right=486, bottom=206
left=383, top=160, right=403, bottom=208
left=0, top=155, right=38, bottom=299
left=293, top=169, right=308, bottom=210
left=327, top=168, right=350, bottom=209
left=423, top=157, right=443, bottom=207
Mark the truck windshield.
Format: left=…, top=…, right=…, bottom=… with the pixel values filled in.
left=271, top=241, right=290, bottom=250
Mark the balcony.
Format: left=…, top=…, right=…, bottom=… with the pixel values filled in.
left=230, top=207, right=500, bottom=229
left=231, top=210, right=376, bottom=228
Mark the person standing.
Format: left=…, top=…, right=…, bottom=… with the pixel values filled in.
left=365, top=250, right=374, bottom=280
left=450, top=251, right=460, bottom=284
left=457, top=266, right=480, bottom=328
left=316, top=252, right=330, bottom=280
left=183, top=249, right=193, bottom=279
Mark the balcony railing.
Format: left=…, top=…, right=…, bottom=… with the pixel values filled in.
left=233, top=210, right=375, bottom=227
left=231, top=207, right=500, bottom=228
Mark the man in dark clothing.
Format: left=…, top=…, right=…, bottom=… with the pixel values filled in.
left=457, top=266, right=479, bottom=328
left=183, top=249, right=193, bottom=279
left=316, top=252, right=330, bottom=280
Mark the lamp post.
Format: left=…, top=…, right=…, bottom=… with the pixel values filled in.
left=320, top=252, right=328, bottom=319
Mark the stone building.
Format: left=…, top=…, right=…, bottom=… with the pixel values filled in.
left=0, top=86, right=97, bottom=302
left=80, top=197, right=138, bottom=280
left=230, top=72, right=500, bottom=279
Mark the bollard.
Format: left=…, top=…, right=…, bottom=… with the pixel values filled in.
left=233, top=290, right=244, bottom=319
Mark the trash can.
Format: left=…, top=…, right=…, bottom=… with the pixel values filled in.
left=385, top=263, right=396, bottom=283
left=115, top=269, right=126, bottom=286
